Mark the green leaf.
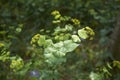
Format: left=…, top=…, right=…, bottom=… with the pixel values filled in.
left=63, top=40, right=79, bottom=52
left=90, top=72, right=103, bottom=80
left=52, top=20, right=61, bottom=24
left=37, top=35, right=46, bottom=46
left=45, top=39, right=53, bottom=47
left=55, top=51, right=66, bottom=57
left=107, top=62, right=112, bottom=69
left=44, top=47, right=57, bottom=54
left=65, top=24, right=73, bottom=31
left=78, top=29, right=88, bottom=39
left=44, top=54, right=53, bottom=59
left=54, top=41, right=64, bottom=48
left=44, top=40, right=78, bottom=64
left=55, top=14, right=61, bottom=19
left=16, top=27, right=22, bottom=33
left=72, top=35, right=81, bottom=42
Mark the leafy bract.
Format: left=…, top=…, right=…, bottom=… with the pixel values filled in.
left=78, top=29, right=88, bottom=39
left=44, top=40, right=78, bottom=64
left=72, top=35, right=81, bottom=42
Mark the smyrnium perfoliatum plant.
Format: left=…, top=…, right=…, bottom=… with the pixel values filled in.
left=29, top=10, right=95, bottom=80
left=0, top=10, right=94, bottom=80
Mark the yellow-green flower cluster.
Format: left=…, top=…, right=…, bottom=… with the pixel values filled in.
left=85, top=26, right=95, bottom=40
left=54, top=33, right=70, bottom=41
left=51, top=10, right=61, bottom=24
left=51, top=10, right=60, bottom=16
left=30, top=34, right=41, bottom=47
left=51, top=10, right=61, bottom=19
left=71, top=18, right=80, bottom=25
left=85, top=26, right=95, bottom=35
left=10, top=58, right=24, bottom=72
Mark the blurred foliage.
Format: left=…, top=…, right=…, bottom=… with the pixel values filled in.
left=0, top=0, right=120, bottom=80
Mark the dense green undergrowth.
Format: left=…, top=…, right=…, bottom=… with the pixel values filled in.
left=0, top=0, right=120, bottom=80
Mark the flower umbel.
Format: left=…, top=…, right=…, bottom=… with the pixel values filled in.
left=10, top=57, right=24, bottom=72
left=71, top=18, right=80, bottom=25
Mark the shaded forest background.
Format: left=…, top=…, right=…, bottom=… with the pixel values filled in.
left=0, top=0, right=120, bottom=80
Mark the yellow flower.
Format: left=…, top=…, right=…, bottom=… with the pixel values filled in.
left=31, top=34, right=41, bottom=46
left=55, top=14, right=61, bottom=19
left=51, top=10, right=60, bottom=16
left=71, top=18, right=80, bottom=25
left=85, top=26, right=95, bottom=36
left=10, top=58, right=24, bottom=71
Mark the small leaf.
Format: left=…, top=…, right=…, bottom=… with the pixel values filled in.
left=65, top=24, right=73, bottom=31
left=45, top=39, right=53, bottom=47
left=72, top=35, right=81, bottom=42
left=52, top=20, right=61, bottom=24
left=16, top=27, right=22, bottom=33
left=107, top=62, right=112, bottom=69
left=37, top=35, right=46, bottom=46
left=55, top=14, right=61, bottom=19
left=78, top=29, right=88, bottom=39
left=89, top=72, right=103, bottom=80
